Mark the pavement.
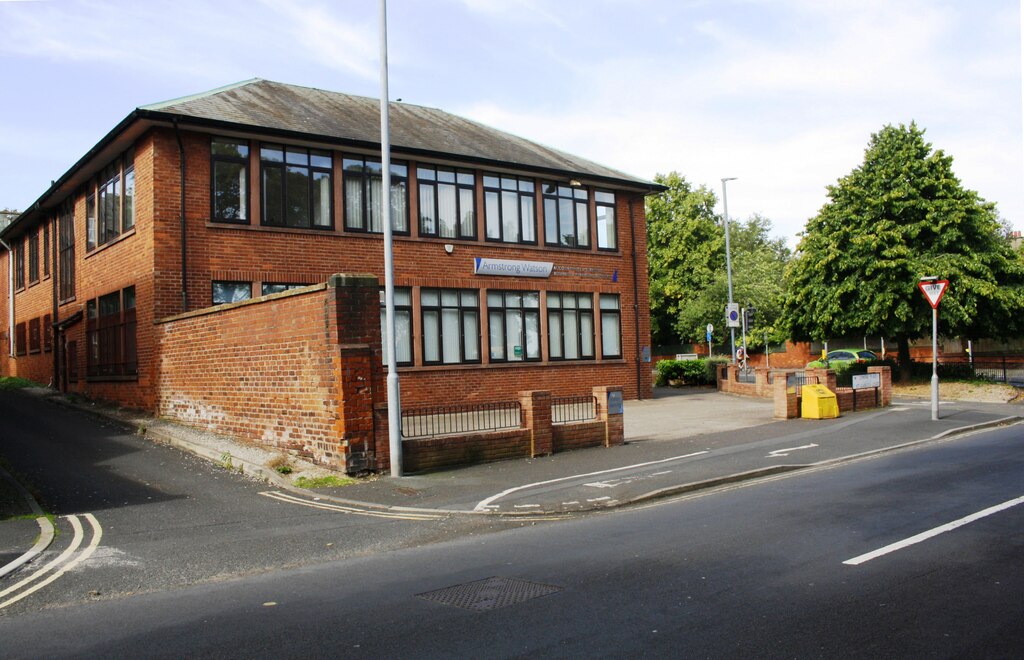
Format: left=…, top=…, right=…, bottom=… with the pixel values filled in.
left=2, top=385, right=1022, bottom=577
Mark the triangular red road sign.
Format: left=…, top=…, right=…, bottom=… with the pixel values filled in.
left=918, top=280, right=949, bottom=309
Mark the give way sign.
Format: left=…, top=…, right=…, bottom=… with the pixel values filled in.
left=919, top=279, right=949, bottom=309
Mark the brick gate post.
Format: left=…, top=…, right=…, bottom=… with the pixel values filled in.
left=593, top=385, right=625, bottom=447
left=520, top=390, right=552, bottom=457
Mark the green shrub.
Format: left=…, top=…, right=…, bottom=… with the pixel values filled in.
left=655, top=359, right=684, bottom=386
left=655, top=358, right=726, bottom=386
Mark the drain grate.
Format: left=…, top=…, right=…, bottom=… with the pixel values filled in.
left=417, top=576, right=563, bottom=612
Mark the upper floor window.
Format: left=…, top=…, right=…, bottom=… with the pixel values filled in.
left=211, top=138, right=249, bottom=223
left=421, top=288, right=480, bottom=365
left=380, top=287, right=413, bottom=367
left=59, top=203, right=74, bottom=301
left=261, top=144, right=332, bottom=229
left=547, top=292, right=595, bottom=361
left=86, top=151, right=136, bottom=251
left=484, top=174, right=536, bottom=244
left=487, top=290, right=540, bottom=362
left=543, top=183, right=589, bottom=248
left=14, top=240, right=24, bottom=290
left=42, top=221, right=50, bottom=278
left=28, top=231, right=39, bottom=285
left=344, top=156, right=408, bottom=234
left=212, top=281, right=252, bottom=305
left=595, top=190, right=617, bottom=250
left=418, top=166, right=476, bottom=240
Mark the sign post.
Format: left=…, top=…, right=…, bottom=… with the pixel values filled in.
left=725, top=303, right=740, bottom=364
left=706, top=323, right=714, bottom=359
left=919, top=277, right=949, bottom=421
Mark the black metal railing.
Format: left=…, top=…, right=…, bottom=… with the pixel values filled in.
left=938, top=354, right=1024, bottom=386
left=401, top=401, right=522, bottom=439
left=552, top=395, right=598, bottom=424
left=787, top=374, right=818, bottom=395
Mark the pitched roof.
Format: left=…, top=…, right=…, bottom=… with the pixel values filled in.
left=139, top=78, right=657, bottom=189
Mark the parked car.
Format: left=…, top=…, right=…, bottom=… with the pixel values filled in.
left=806, top=348, right=878, bottom=369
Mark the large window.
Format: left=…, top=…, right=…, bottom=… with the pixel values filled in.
left=261, top=144, right=332, bottom=229
left=28, top=318, right=41, bottom=354
left=43, top=221, right=50, bottom=278
left=211, top=138, right=249, bottom=223
left=595, top=190, right=617, bottom=250
left=344, top=156, right=408, bottom=233
left=86, top=286, right=137, bottom=378
left=547, top=292, right=594, bottom=361
left=418, top=166, right=476, bottom=240
left=543, top=183, right=589, bottom=248
left=487, top=290, right=540, bottom=362
left=86, top=151, right=135, bottom=250
left=14, top=240, right=24, bottom=290
left=600, top=294, right=622, bottom=359
left=212, top=281, right=252, bottom=305
left=28, top=232, right=39, bottom=285
left=484, top=174, right=535, bottom=244
left=379, top=287, right=412, bottom=367
left=59, top=203, right=74, bottom=301
left=421, top=288, right=480, bottom=365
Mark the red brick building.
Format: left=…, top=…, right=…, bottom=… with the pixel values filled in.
left=1, top=79, right=659, bottom=471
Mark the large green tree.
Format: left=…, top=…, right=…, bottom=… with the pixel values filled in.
left=647, top=173, right=790, bottom=350
left=783, top=122, right=1024, bottom=372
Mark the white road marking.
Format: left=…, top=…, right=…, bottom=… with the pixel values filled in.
left=0, top=514, right=103, bottom=610
left=473, top=451, right=709, bottom=511
left=513, top=504, right=541, bottom=509
left=766, top=443, right=818, bottom=458
left=260, top=491, right=443, bottom=520
left=587, top=497, right=612, bottom=503
left=844, top=494, right=1024, bottom=566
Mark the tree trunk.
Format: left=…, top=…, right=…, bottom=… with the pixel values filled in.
left=896, top=334, right=913, bottom=382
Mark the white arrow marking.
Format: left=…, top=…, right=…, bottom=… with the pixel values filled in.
left=766, top=443, right=818, bottom=458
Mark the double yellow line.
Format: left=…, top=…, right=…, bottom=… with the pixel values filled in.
left=0, top=513, right=103, bottom=610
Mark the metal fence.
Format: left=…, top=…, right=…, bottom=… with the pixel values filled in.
left=939, top=354, right=1024, bottom=386
left=736, top=367, right=757, bottom=384
left=401, top=401, right=522, bottom=439
left=786, top=373, right=818, bottom=395
left=552, top=395, right=598, bottom=424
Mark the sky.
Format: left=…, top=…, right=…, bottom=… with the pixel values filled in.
left=0, top=0, right=1021, bottom=246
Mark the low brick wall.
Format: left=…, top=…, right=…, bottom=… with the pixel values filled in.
left=397, top=385, right=625, bottom=474
left=772, top=366, right=892, bottom=419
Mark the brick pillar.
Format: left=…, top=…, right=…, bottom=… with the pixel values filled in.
left=869, top=365, right=892, bottom=407
left=520, top=390, right=552, bottom=457
left=773, top=374, right=797, bottom=419
left=325, top=273, right=384, bottom=473
left=755, top=368, right=770, bottom=397
left=593, top=385, right=625, bottom=447
left=810, top=368, right=836, bottom=392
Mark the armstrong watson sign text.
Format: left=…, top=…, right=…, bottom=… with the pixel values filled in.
left=473, top=258, right=554, bottom=278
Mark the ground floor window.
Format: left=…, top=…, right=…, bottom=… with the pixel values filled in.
left=261, top=283, right=307, bottom=296
left=380, top=287, right=413, bottom=367
left=421, top=288, right=480, bottom=365
left=600, top=294, right=622, bottom=358
left=547, top=292, right=594, bottom=360
left=487, top=290, right=541, bottom=362
left=86, top=286, right=137, bottom=378
left=212, top=281, right=252, bottom=305
left=15, top=322, right=26, bottom=356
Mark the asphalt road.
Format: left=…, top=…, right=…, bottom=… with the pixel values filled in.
left=2, top=404, right=1021, bottom=657
left=0, top=390, right=512, bottom=616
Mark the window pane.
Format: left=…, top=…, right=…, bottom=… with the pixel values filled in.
left=525, top=311, right=540, bottom=358
left=544, top=198, right=558, bottom=244
left=501, top=191, right=519, bottom=242
left=212, top=139, right=248, bottom=158
left=559, top=198, right=575, bottom=247
left=521, top=196, right=535, bottom=242
left=345, top=178, right=363, bottom=229
left=285, top=166, right=310, bottom=227
left=576, top=201, right=589, bottom=246
left=564, top=310, right=579, bottom=359
left=263, top=167, right=283, bottom=225
left=602, top=313, right=621, bottom=357
left=483, top=175, right=499, bottom=188
left=440, top=289, right=458, bottom=306
left=212, top=281, right=251, bottom=305
left=390, top=178, right=407, bottom=232
left=464, top=312, right=479, bottom=361
left=423, top=310, right=440, bottom=363
left=600, top=294, right=620, bottom=310
left=489, top=311, right=504, bottom=360
left=441, top=309, right=460, bottom=363
left=438, top=169, right=455, bottom=183
left=313, top=171, right=331, bottom=227
left=523, top=292, right=539, bottom=308
left=261, top=145, right=284, bottom=162
left=262, top=283, right=288, bottom=295
left=419, top=183, right=436, bottom=234
left=597, top=204, right=616, bottom=249
left=123, top=166, right=135, bottom=230
left=596, top=191, right=615, bottom=204
left=505, top=310, right=523, bottom=361
left=395, top=288, right=412, bottom=305
left=459, top=187, right=475, bottom=237
left=485, top=191, right=501, bottom=239
left=285, top=147, right=308, bottom=165
left=421, top=289, right=439, bottom=306
left=417, top=166, right=435, bottom=181
left=396, top=310, right=412, bottom=363
left=214, top=161, right=246, bottom=220
left=581, top=313, right=594, bottom=357
left=487, top=291, right=502, bottom=307
left=310, top=150, right=332, bottom=168
left=548, top=313, right=562, bottom=359
left=86, top=194, right=97, bottom=251
left=438, top=184, right=457, bottom=237
left=461, top=290, right=478, bottom=306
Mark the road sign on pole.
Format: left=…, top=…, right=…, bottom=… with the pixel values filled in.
left=918, top=279, right=948, bottom=309
left=726, top=303, right=740, bottom=328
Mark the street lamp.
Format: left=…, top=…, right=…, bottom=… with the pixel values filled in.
left=721, top=177, right=737, bottom=364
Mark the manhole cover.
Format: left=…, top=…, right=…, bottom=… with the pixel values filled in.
left=417, top=576, right=563, bottom=612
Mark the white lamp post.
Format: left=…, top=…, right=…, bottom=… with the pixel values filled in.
left=721, top=177, right=737, bottom=363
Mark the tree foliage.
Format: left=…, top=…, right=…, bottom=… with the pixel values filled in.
left=646, top=173, right=790, bottom=350
left=782, top=122, right=1024, bottom=365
